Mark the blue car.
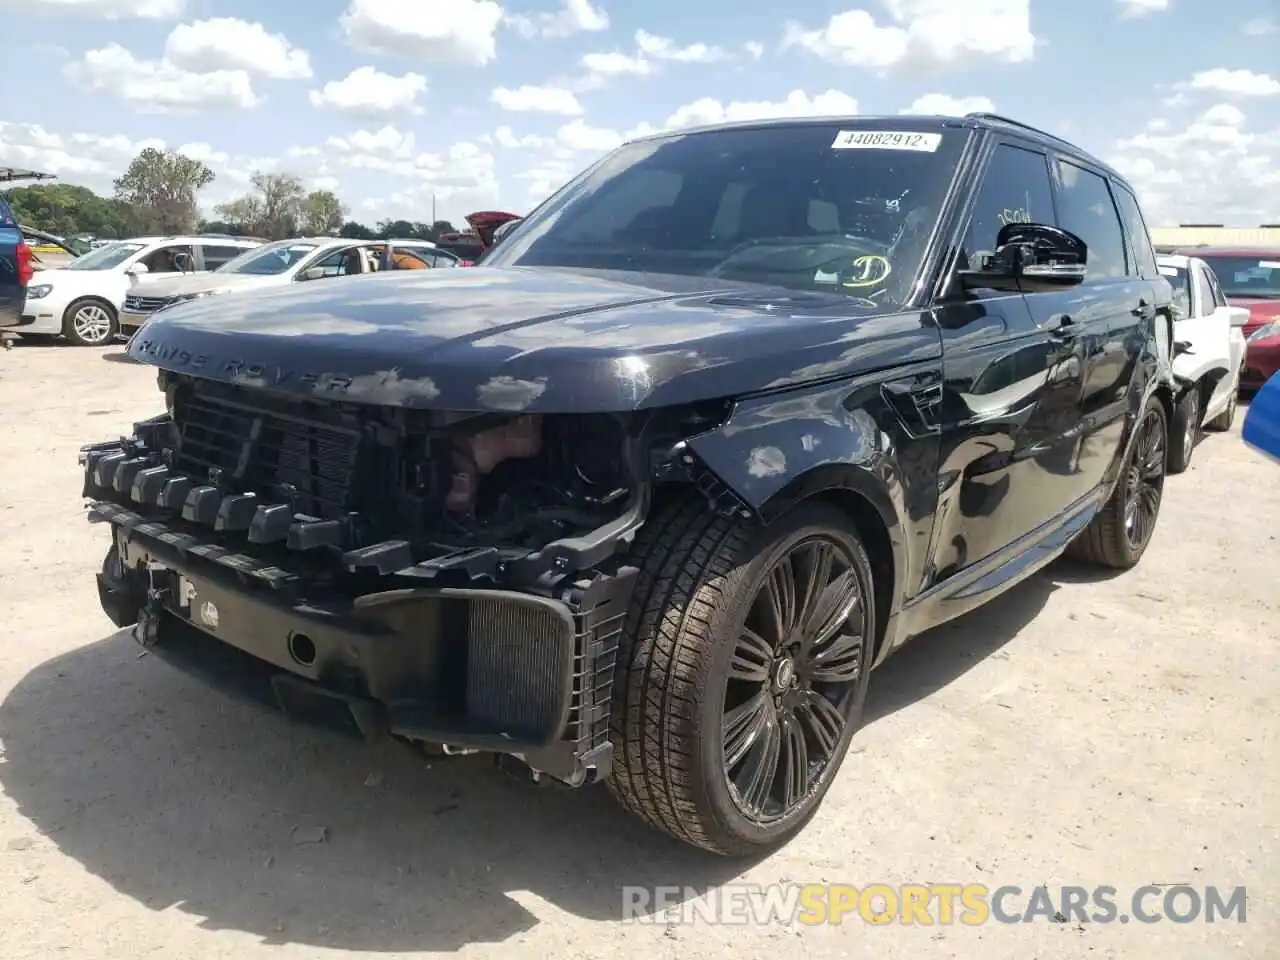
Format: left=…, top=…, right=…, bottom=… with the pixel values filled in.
left=1243, top=371, right=1280, bottom=463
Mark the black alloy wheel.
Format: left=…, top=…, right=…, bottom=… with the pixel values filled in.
left=721, top=534, right=867, bottom=825
left=1123, top=405, right=1166, bottom=551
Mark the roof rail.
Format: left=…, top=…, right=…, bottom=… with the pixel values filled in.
left=963, top=112, right=1074, bottom=148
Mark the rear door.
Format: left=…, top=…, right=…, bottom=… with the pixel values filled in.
left=928, top=138, right=1089, bottom=581
left=1028, top=156, right=1147, bottom=497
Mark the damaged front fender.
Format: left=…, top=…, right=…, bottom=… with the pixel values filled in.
left=684, top=368, right=946, bottom=621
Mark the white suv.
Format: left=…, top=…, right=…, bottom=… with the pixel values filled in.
left=19, top=235, right=262, bottom=346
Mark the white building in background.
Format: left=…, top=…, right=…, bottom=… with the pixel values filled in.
left=1151, top=224, right=1280, bottom=251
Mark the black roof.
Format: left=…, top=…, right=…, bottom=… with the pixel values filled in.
left=625, top=111, right=1127, bottom=190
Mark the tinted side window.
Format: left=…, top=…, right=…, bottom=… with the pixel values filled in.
left=1111, top=185, right=1158, bottom=280
left=201, top=244, right=248, bottom=269
left=960, top=143, right=1055, bottom=273
left=1052, top=159, right=1128, bottom=280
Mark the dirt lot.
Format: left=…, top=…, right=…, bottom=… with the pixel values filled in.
left=1, top=340, right=1276, bottom=960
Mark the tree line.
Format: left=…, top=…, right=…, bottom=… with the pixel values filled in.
left=3, top=146, right=458, bottom=244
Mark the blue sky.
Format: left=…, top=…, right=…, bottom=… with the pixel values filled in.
left=0, top=0, right=1277, bottom=227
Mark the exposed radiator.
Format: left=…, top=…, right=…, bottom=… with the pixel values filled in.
left=173, top=386, right=361, bottom=518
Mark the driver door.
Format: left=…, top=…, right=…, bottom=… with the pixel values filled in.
left=926, top=138, right=1089, bottom=585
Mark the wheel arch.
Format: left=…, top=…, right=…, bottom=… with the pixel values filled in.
left=63, top=294, right=118, bottom=319
left=754, top=464, right=902, bottom=664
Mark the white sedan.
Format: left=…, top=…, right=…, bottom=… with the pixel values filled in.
left=20, top=235, right=261, bottom=346
left=1158, top=254, right=1250, bottom=472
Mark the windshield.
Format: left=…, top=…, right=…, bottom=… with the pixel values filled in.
left=1158, top=263, right=1191, bottom=318
left=483, top=124, right=964, bottom=308
left=216, top=241, right=319, bottom=275
left=1198, top=254, right=1280, bottom=299
left=64, top=242, right=147, bottom=271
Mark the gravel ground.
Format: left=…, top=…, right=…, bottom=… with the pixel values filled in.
left=0, top=339, right=1275, bottom=960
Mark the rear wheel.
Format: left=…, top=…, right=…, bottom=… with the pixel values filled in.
left=1205, top=387, right=1237, bottom=432
left=1067, top=395, right=1167, bottom=569
left=62, top=298, right=118, bottom=346
left=608, top=498, right=875, bottom=856
left=1167, top=386, right=1199, bottom=474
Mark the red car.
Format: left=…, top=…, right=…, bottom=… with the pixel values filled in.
left=1177, top=246, right=1280, bottom=389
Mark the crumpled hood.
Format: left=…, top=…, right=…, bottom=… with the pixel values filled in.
left=133, top=272, right=279, bottom=298
left=125, top=266, right=940, bottom=413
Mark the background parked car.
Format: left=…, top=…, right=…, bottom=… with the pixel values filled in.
left=19, top=234, right=262, bottom=346
left=1157, top=254, right=1249, bottom=471
left=119, top=237, right=458, bottom=335
left=1174, top=246, right=1280, bottom=390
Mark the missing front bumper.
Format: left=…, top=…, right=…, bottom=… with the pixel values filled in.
left=91, top=506, right=635, bottom=789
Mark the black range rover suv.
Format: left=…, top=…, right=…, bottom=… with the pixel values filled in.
left=82, top=112, right=1174, bottom=856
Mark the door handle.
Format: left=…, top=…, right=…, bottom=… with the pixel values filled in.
left=1047, top=314, right=1076, bottom=339
left=1132, top=299, right=1155, bottom=318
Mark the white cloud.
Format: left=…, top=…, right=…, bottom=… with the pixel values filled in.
left=744, top=41, right=765, bottom=60
left=505, top=0, right=608, bottom=39
left=488, top=126, right=551, bottom=149
left=339, top=0, right=503, bottom=66
left=63, top=43, right=259, bottom=113
left=1187, top=68, right=1280, bottom=97
left=783, top=0, right=1034, bottom=71
left=164, top=18, right=312, bottom=79
left=1116, top=0, right=1169, bottom=17
left=491, top=85, right=584, bottom=115
left=309, top=66, right=428, bottom=117
left=665, top=89, right=860, bottom=129
left=1243, top=17, right=1275, bottom=35
left=1110, top=104, right=1280, bottom=225
left=635, top=29, right=729, bottom=63
left=0, top=0, right=182, bottom=18
left=579, top=29, right=732, bottom=87
left=581, top=50, right=651, bottom=77
left=557, top=119, right=623, bottom=151
left=901, top=93, right=994, bottom=115
left=0, top=121, right=160, bottom=191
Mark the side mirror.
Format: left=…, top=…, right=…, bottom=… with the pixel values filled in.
left=126, top=262, right=149, bottom=276
left=958, top=223, right=1088, bottom=294
left=1226, top=305, right=1251, bottom=328
left=297, top=266, right=326, bottom=282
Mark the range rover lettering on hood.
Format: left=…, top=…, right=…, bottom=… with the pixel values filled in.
left=130, top=337, right=358, bottom=394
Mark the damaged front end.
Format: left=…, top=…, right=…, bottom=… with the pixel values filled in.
left=82, top=370, right=737, bottom=786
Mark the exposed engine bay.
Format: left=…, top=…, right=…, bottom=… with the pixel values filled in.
left=156, top=371, right=635, bottom=550
left=83, top=371, right=732, bottom=593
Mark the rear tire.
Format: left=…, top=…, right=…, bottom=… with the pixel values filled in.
left=1067, top=394, right=1167, bottom=569
left=1205, top=387, right=1237, bottom=432
left=608, top=497, right=876, bottom=856
left=1167, top=386, right=1199, bottom=474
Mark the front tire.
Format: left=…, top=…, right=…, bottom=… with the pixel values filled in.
left=1067, top=394, right=1167, bottom=569
left=608, top=497, right=875, bottom=856
left=62, top=298, right=118, bottom=346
